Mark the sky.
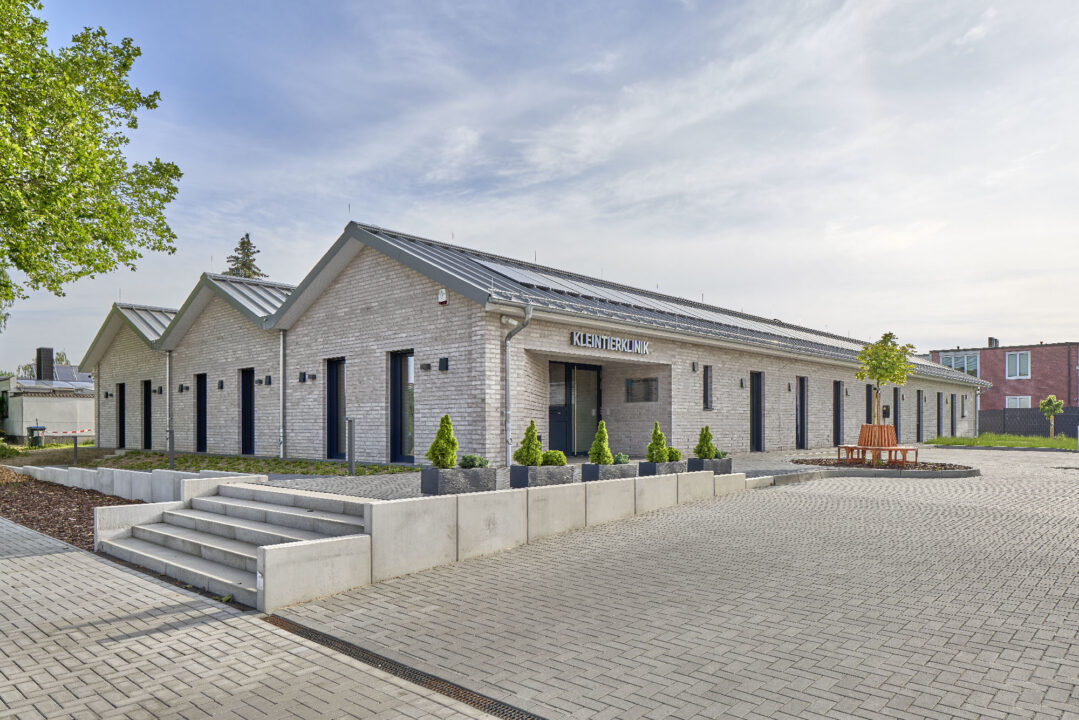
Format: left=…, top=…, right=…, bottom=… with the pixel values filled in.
left=3, top=0, right=1078, bottom=371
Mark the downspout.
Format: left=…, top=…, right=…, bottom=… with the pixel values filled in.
left=279, top=330, right=286, bottom=459
left=504, top=305, right=533, bottom=467
left=165, top=351, right=171, bottom=452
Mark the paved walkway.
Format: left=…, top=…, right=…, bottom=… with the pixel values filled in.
left=0, top=518, right=494, bottom=720
left=279, top=447, right=1079, bottom=719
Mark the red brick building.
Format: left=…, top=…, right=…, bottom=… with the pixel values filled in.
left=930, top=339, right=1079, bottom=411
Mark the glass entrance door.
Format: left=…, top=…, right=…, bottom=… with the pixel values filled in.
left=390, top=351, right=414, bottom=462
left=547, top=362, right=601, bottom=455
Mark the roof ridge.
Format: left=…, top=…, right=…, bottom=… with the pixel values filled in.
left=352, top=221, right=868, bottom=347
left=204, top=272, right=296, bottom=290
left=115, top=302, right=179, bottom=314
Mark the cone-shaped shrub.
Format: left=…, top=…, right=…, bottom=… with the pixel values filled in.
left=694, top=426, right=717, bottom=460
left=667, top=447, right=681, bottom=461
left=425, top=415, right=459, bottom=469
left=645, top=422, right=669, bottom=463
left=588, top=420, right=614, bottom=465
left=513, top=419, right=543, bottom=466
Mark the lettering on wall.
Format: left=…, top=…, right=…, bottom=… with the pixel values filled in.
left=570, top=331, right=649, bottom=355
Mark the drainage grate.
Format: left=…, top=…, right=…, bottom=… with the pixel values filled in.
left=263, top=615, right=547, bottom=720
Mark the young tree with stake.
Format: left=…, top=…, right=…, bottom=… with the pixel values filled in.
left=854, top=332, right=915, bottom=426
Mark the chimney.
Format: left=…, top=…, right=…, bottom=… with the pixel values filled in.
left=987, top=337, right=1000, bottom=349
left=35, top=347, right=54, bottom=381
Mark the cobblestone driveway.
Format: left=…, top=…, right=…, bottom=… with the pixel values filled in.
left=0, top=518, right=493, bottom=719
left=280, top=448, right=1079, bottom=719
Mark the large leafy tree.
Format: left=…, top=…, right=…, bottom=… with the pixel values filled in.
left=0, top=0, right=181, bottom=329
left=855, top=331, right=915, bottom=425
left=223, top=232, right=267, bottom=279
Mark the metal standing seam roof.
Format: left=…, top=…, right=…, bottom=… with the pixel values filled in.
left=115, top=303, right=177, bottom=343
left=351, top=222, right=988, bottom=387
left=14, top=378, right=94, bottom=394
left=203, top=273, right=295, bottom=318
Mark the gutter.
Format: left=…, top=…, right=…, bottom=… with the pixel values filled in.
left=279, top=330, right=286, bottom=459
left=503, top=304, right=533, bottom=467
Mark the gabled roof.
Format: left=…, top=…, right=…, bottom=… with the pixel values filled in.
left=79, top=303, right=177, bottom=371
left=156, top=273, right=294, bottom=350
left=270, top=222, right=987, bottom=387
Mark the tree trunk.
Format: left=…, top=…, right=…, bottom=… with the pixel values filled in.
left=1050, top=415, right=1055, bottom=438
left=874, top=384, right=882, bottom=425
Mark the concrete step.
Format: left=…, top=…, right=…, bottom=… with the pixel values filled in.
left=101, top=536, right=257, bottom=607
left=190, top=496, right=366, bottom=536
left=164, top=508, right=328, bottom=546
left=218, top=482, right=367, bottom=518
left=132, top=523, right=258, bottom=573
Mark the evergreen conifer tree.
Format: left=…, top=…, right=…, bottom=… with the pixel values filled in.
left=223, top=233, right=268, bottom=279
left=513, top=420, right=543, bottom=466
left=645, top=421, right=669, bottom=463
left=425, top=415, right=459, bottom=469
left=694, top=426, right=717, bottom=459
left=588, top=420, right=614, bottom=465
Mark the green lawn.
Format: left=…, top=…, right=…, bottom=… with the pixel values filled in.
left=927, top=433, right=1077, bottom=450
left=82, top=450, right=415, bottom=476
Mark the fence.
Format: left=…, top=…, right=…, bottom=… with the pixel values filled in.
left=978, top=408, right=1079, bottom=438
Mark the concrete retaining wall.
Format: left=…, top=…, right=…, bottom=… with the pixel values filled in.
left=634, top=473, right=678, bottom=514
left=457, top=489, right=528, bottom=561
left=6, top=465, right=260, bottom=503
left=676, top=471, right=715, bottom=504
left=585, top=477, right=636, bottom=526
left=257, top=535, right=372, bottom=613
left=366, top=496, right=458, bottom=582
left=527, top=484, right=586, bottom=542
left=716, top=473, right=747, bottom=495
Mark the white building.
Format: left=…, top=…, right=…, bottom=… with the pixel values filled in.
left=80, top=222, right=987, bottom=463
left=1, top=349, right=95, bottom=444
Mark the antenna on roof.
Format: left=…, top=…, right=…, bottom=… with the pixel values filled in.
left=534, top=250, right=537, bottom=263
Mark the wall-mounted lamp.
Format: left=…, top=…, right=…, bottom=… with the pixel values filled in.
left=217, top=380, right=224, bottom=390
left=255, top=378, right=263, bottom=385
left=157, top=386, right=163, bottom=395
left=787, top=382, right=792, bottom=392
left=177, top=383, right=185, bottom=393
left=845, top=388, right=849, bottom=396
left=298, top=372, right=307, bottom=383
left=104, top=391, right=111, bottom=398
left=419, top=363, right=432, bottom=371
left=438, top=358, right=449, bottom=371
left=264, top=375, right=272, bottom=386
left=691, top=362, right=699, bottom=372
left=437, top=288, right=448, bottom=305
left=308, top=373, right=317, bottom=381
left=739, top=378, right=745, bottom=389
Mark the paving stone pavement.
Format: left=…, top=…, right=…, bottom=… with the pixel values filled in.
left=0, top=517, right=495, bottom=720
left=279, top=447, right=1079, bottom=719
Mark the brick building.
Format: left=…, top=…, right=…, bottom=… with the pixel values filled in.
left=931, top=339, right=1078, bottom=411
left=81, top=222, right=985, bottom=463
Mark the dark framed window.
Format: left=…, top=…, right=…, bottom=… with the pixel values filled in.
left=626, top=378, right=658, bottom=403
left=703, top=365, right=713, bottom=410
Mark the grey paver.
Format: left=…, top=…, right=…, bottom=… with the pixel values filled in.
left=280, top=447, right=1079, bottom=719
left=0, top=517, right=493, bottom=719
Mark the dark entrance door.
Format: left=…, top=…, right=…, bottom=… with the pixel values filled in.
left=195, top=374, right=207, bottom=452
left=326, top=358, right=346, bottom=459
left=893, top=387, right=901, bottom=440
left=950, top=394, right=957, bottom=436
left=240, top=368, right=255, bottom=455
left=936, top=392, right=943, bottom=437
left=795, top=376, right=808, bottom=450
left=547, top=362, right=602, bottom=456
left=865, top=384, right=873, bottom=424
left=916, top=390, right=924, bottom=442
left=142, top=380, right=152, bottom=449
left=390, top=351, right=415, bottom=463
left=833, top=381, right=843, bottom=446
left=116, top=383, right=126, bottom=448
left=749, top=371, right=764, bottom=452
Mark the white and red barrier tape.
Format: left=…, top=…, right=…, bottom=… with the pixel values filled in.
left=44, top=429, right=94, bottom=435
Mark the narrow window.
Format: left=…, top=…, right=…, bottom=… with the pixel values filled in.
left=702, top=365, right=713, bottom=410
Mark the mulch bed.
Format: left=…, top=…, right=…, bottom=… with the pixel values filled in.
left=0, top=466, right=141, bottom=551
left=792, top=458, right=971, bottom=471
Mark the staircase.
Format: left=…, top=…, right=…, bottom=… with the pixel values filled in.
left=101, top=483, right=367, bottom=607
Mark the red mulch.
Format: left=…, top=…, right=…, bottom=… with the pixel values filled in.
left=0, top=466, right=141, bottom=550
left=791, top=458, right=971, bottom=471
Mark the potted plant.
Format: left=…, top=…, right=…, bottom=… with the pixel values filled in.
left=582, top=421, right=637, bottom=481
left=510, top=420, right=575, bottom=487
left=687, top=426, right=732, bottom=474
left=420, top=415, right=497, bottom=494
left=638, top=422, right=688, bottom=476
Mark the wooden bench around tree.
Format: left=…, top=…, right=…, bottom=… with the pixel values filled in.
left=837, top=424, right=919, bottom=468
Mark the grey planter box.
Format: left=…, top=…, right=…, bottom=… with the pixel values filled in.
left=638, top=460, right=688, bottom=476
left=509, top=465, right=576, bottom=488
left=581, top=463, right=638, bottom=482
left=686, top=457, right=732, bottom=474
left=420, top=467, right=498, bottom=495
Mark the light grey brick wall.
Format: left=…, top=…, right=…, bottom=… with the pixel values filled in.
left=492, top=315, right=977, bottom=458
left=94, top=324, right=168, bottom=450
left=285, top=246, right=489, bottom=463
left=169, top=295, right=281, bottom=456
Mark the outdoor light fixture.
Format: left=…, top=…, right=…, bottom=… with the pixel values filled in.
left=438, top=358, right=449, bottom=371
left=419, top=363, right=432, bottom=371
left=739, top=378, right=745, bottom=388
left=692, top=362, right=699, bottom=372
left=298, top=372, right=307, bottom=383
left=157, top=386, right=163, bottom=394
left=255, top=378, right=263, bottom=385
left=787, top=383, right=792, bottom=391
left=437, top=288, right=448, bottom=305
left=264, top=375, right=272, bottom=386
left=218, top=380, right=224, bottom=390
left=309, top=373, right=316, bottom=381
left=177, top=383, right=184, bottom=393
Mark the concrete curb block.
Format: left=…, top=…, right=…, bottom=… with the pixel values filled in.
left=745, top=475, right=775, bottom=489
left=777, top=467, right=982, bottom=482
left=634, top=473, right=678, bottom=514
left=926, top=444, right=1076, bottom=453
left=715, top=473, right=747, bottom=495
left=585, top=477, right=636, bottom=527
left=527, top=483, right=586, bottom=542
left=676, top=471, right=715, bottom=504
left=258, top=535, right=371, bottom=613
left=457, top=489, right=527, bottom=561
left=365, top=496, right=457, bottom=583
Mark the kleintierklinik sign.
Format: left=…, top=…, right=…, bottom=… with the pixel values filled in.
left=570, top=331, right=649, bottom=355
